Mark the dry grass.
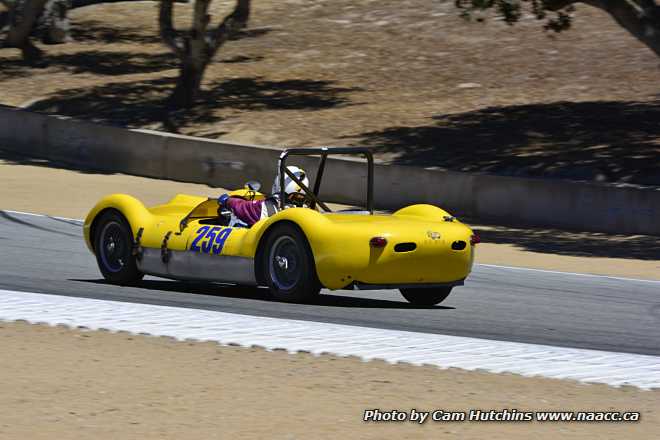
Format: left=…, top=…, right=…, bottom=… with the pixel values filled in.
left=0, top=0, right=658, bottom=184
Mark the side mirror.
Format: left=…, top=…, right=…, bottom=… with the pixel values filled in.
left=245, top=180, right=261, bottom=192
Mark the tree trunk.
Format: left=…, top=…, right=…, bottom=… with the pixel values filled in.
left=546, top=0, right=660, bottom=57
left=159, top=0, right=250, bottom=109
left=160, top=0, right=211, bottom=108
left=171, top=59, right=207, bottom=108
left=585, top=0, right=660, bottom=57
left=5, top=0, right=49, bottom=65
left=3, top=0, right=187, bottom=52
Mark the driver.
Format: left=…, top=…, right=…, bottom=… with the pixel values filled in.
left=218, top=166, right=309, bottom=227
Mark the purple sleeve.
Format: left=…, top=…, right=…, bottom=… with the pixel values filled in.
left=226, top=198, right=265, bottom=226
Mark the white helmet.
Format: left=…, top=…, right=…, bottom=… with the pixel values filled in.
left=272, top=165, right=309, bottom=204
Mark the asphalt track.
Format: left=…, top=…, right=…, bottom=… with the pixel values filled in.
left=1, top=211, right=659, bottom=356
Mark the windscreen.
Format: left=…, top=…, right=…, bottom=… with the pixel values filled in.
left=186, top=199, right=219, bottom=219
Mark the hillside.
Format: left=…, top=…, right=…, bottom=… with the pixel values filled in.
left=0, top=0, right=658, bottom=185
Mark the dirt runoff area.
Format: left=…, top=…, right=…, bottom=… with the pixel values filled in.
left=0, top=321, right=657, bottom=440
left=2, top=157, right=659, bottom=280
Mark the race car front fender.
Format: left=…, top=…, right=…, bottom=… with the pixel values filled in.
left=83, top=194, right=153, bottom=253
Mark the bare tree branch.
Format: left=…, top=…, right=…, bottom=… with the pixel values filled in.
left=159, top=0, right=251, bottom=108
left=207, top=0, right=247, bottom=58
left=159, top=0, right=183, bottom=56
left=232, top=0, right=250, bottom=29
left=191, top=0, right=210, bottom=43
left=189, top=0, right=210, bottom=64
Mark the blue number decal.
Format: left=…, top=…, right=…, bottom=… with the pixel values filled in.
left=202, top=227, right=220, bottom=254
left=190, top=226, right=210, bottom=252
left=212, top=228, right=232, bottom=255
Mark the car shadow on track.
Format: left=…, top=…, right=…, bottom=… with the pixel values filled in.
left=70, top=279, right=454, bottom=310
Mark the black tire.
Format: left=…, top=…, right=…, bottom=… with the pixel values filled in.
left=400, top=287, right=453, bottom=306
left=94, top=211, right=144, bottom=284
left=262, top=223, right=321, bottom=303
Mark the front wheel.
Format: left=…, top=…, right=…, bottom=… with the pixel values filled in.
left=262, top=224, right=321, bottom=303
left=94, top=211, right=143, bottom=284
left=400, top=287, right=452, bottom=306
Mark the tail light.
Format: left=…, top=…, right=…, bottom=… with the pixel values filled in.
left=370, top=236, right=388, bottom=248
left=470, top=234, right=481, bottom=245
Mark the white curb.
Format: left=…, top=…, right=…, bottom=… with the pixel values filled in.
left=1, top=289, right=659, bottom=390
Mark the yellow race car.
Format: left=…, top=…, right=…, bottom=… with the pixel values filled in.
left=84, top=148, right=478, bottom=305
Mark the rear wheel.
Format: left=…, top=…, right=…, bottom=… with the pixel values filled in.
left=400, top=287, right=452, bottom=306
left=94, top=211, right=143, bottom=284
left=263, top=224, right=320, bottom=303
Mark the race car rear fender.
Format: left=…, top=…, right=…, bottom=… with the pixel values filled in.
left=393, top=204, right=453, bottom=220
left=250, top=210, right=331, bottom=285
left=249, top=207, right=474, bottom=290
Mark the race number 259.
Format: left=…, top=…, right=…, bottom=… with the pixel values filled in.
left=190, top=226, right=232, bottom=255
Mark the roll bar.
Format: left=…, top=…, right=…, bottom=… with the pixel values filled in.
left=278, top=147, right=374, bottom=214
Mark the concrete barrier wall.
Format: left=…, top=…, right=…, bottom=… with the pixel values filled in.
left=1, top=105, right=658, bottom=235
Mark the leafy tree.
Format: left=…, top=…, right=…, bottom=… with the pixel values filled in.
left=455, top=0, right=660, bottom=57
left=159, top=0, right=250, bottom=108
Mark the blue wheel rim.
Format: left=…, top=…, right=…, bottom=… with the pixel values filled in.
left=99, top=221, right=127, bottom=273
left=269, top=235, right=301, bottom=290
